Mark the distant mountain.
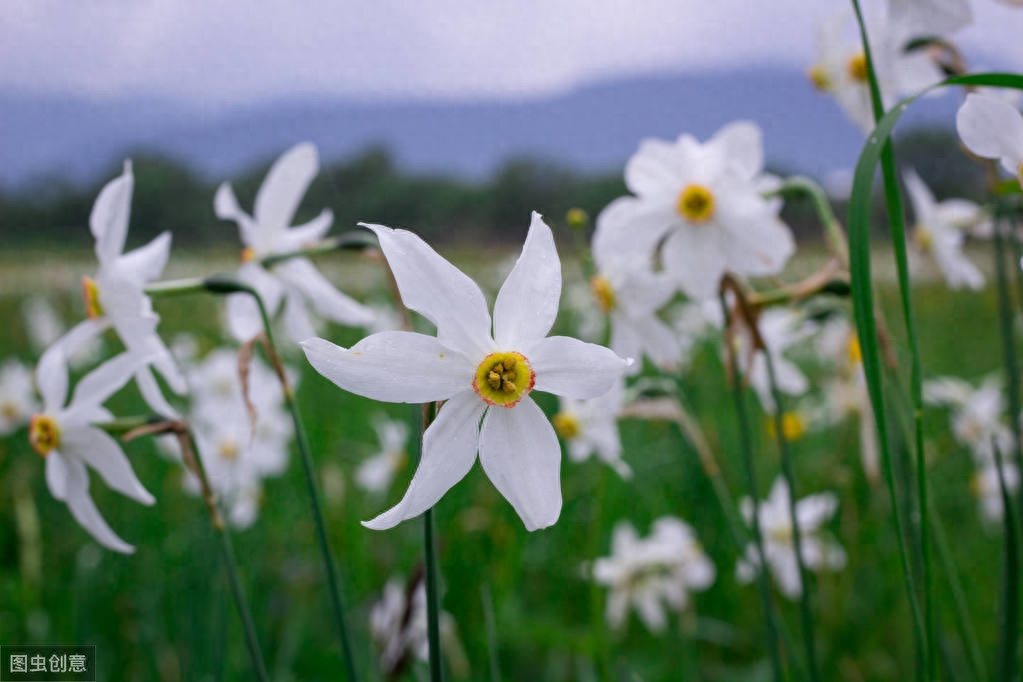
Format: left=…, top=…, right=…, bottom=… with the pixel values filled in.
left=0, top=68, right=963, bottom=191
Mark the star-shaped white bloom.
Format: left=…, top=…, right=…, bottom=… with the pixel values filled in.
left=590, top=199, right=680, bottom=373
left=0, top=360, right=39, bottom=436
left=809, top=10, right=944, bottom=133
left=737, top=478, right=846, bottom=600
left=302, top=212, right=630, bottom=531
left=903, top=170, right=986, bottom=291
left=54, top=161, right=185, bottom=418
left=592, top=517, right=715, bottom=633
left=924, top=374, right=1013, bottom=463
left=31, top=347, right=154, bottom=553
left=605, top=121, right=794, bottom=300
left=356, top=415, right=410, bottom=495
left=553, top=377, right=629, bottom=478
left=957, top=92, right=1023, bottom=187
left=215, top=142, right=374, bottom=343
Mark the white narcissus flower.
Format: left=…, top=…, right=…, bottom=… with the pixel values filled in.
left=214, top=143, right=374, bottom=343
left=553, top=378, right=629, bottom=478
left=592, top=517, right=715, bottom=633
left=737, top=478, right=846, bottom=600
left=0, top=360, right=39, bottom=435
left=370, top=576, right=462, bottom=676
left=590, top=199, right=679, bottom=373
left=903, top=170, right=985, bottom=290
left=735, top=308, right=815, bottom=414
left=356, top=415, right=410, bottom=495
left=607, top=121, right=794, bottom=300
left=957, top=93, right=1023, bottom=187
left=53, top=161, right=185, bottom=418
left=302, top=213, right=630, bottom=531
left=808, top=10, right=944, bottom=133
left=30, top=347, right=154, bottom=553
left=924, top=374, right=1012, bottom=463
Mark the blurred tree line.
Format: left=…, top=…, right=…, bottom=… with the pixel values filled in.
left=0, top=128, right=988, bottom=251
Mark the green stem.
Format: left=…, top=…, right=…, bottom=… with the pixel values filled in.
left=999, top=216, right=1023, bottom=539
left=259, top=232, right=376, bottom=268
left=719, top=293, right=787, bottom=682
left=767, top=176, right=849, bottom=265
left=587, top=465, right=611, bottom=678
left=418, top=402, right=445, bottom=682
left=146, top=275, right=361, bottom=681
left=848, top=2, right=933, bottom=678
left=929, top=507, right=988, bottom=682
left=762, top=351, right=820, bottom=682
left=480, top=583, right=502, bottom=682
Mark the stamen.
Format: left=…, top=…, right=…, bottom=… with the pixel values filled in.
left=914, top=226, right=934, bottom=253
left=591, top=275, right=616, bottom=313
left=241, top=247, right=257, bottom=263
left=473, top=351, right=535, bottom=407
left=553, top=412, right=581, bottom=440
left=29, top=414, right=60, bottom=457
left=807, top=65, right=832, bottom=91
left=847, top=335, right=862, bottom=364
left=81, top=276, right=103, bottom=319
left=846, top=53, right=868, bottom=83
left=677, top=185, right=716, bottom=223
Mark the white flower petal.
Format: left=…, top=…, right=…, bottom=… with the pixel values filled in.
left=275, top=210, right=335, bottom=252
left=796, top=492, right=839, bottom=530
left=593, top=196, right=676, bottom=267
left=226, top=262, right=285, bottom=342
left=529, top=336, right=629, bottom=399
left=254, top=142, right=320, bottom=234
left=662, top=227, right=726, bottom=300
left=63, top=427, right=155, bottom=505
left=214, top=183, right=261, bottom=247
left=135, top=366, right=180, bottom=419
left=710, top=121, right=763, bottom=180
left=282, top=290, right=318, bottom=343
left=493, top=212, right=561, bottom=348
left=478, top=396, right=562, bottom=531
left=301, top=333, right=471, bottom=403
left=625, top=138, right=685, bottom=197
left=69, top=352, right=143, bottom=412
left=90, top=160, right=133, bottom=265
left=361, top=223, right=493, bottom=359
left=362, top=390, right=484, bottom=530
left=64, top=458, right=135, bottom=554
left=116, top=231, right=171, bottom=285
left=36, top=342, right=69, bottom=412
left=46, top=451, right=69, bottom=501
left=903, top=169, right=936, bottom=223
left=274, top=258, right=374, bottom=327
left=957, top=93, right=1023, bottom=174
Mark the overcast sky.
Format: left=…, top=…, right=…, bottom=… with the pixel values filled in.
left=1, top=0, right=1020, bottom=108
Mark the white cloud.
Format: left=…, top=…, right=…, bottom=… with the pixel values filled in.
left=0, top=0, right=1020, bottom=107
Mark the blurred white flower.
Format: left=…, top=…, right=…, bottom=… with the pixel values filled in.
left=0, top=359, right=38, bottom=435
left=957, top=92, right=1023, bottom=187
left=972, top=459, right=1021, bottom=523
left=603, top=121, right=793, bottom=300
left=563, top=281, right=606, bottom=343
left=592, top=517, right=715, bottom=633
left=667, top=300, right=721, bottom=369
left=735, top=308, right=815, bottom=414
left=808, top=10, right=944, bottom=133
left=888, top=0, right=972, bottom=37
left=51, top=161, right=185, bottom=418
left=370, top=576, right=463, bottom=677
left=924, top=374, right=1012, bottom=463
left=356, top=414, right=410, bottom=495
left=302, top=213, right=630, bottom=531
left=737, top=478, right=846, bottom=600
left=553, top=377, right=629, bottom=478
left=903, top=170, right=986, bottom=290
left=31, top=347, right=154, bottom=553
left=365, top=302, right=405, bottom=335
left=22, top=297, right=105, bottom=369
left=590, top=201, right=679, bottom=374
left=215, top=142, right=374, bottom=343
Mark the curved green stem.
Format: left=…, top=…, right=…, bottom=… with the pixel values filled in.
left=259, top=232, right=376, bottom=268
left=762, top=351, right=820, bottom=682
left=718, top=293, right=787, bottom=682
left=418, top=401, right=445, bottom=682
left=768, top=176, right=849, bottom=265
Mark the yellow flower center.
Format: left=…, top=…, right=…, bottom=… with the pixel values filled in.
left=807, top=65, right=832, bottom=91
left=914, top=226, right=934, bottom=253
left=81, top=276, right=103, bottom=319
left=552, top=412, right=581, bottom=440
left=240, top=247, right=257, bottom=263
left=590, top=275, right=616, bottom=313
left=473, top=351, right=535, bottom=407
left=1, top=402, right=19, bottom=421
left=847, top=335, right=862, bottom=364
left=29, top=414, right=60, bottom=457
left=677, top=184, right=716, bottom=223
left=218, top=439, right=240, bottom=461
left=847, top=53, right=869, bottom=83
left=768, top=412, right=806, bottom=442
left=565, top=207, right=589, bottom=230
left=769, top=524, right=794, bottom=545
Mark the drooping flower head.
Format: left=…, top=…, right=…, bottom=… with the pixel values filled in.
left=604, top=121, right=794, bottom=300
left=53, top=161, right=185, bottom=418
left=957, top=92, right=1023, bottom=187
left=302, top=212, right=630, bottom=530
left=215, top=143, right=374, bottom=342
left=31, top=346, right=154, bottom=553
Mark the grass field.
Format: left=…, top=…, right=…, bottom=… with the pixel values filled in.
left=0, top=245, right=1012, bottom=682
